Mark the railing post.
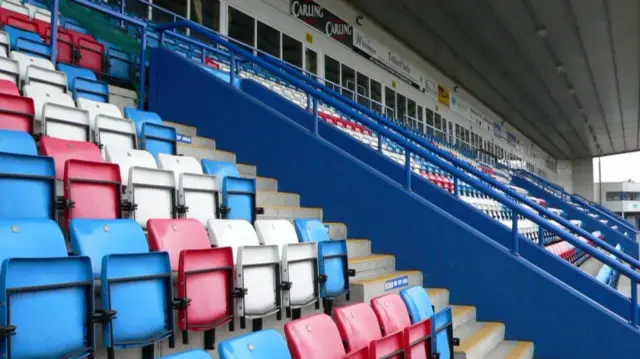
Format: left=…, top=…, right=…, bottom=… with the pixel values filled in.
left=201, top=49, right=205, bottom=64
left=306, top=93, right=312, bottom=111
left=512, top=213, right=519, bottom=256
left=230, top=52, right=236, bottom=85
left=50, top=0, right=60, bottom=65
left=632, top=279, right=638, bottom=327
left=377, top=133, right=383, bottom=153
left=538, top=222, right=545, bottom=246
left=405, top=150, right=412, bottom=190
left=120, top=0, right=126, bottom=28
left=312, top=97, right=318, bottom=136
left=454, top=176, right=459, bottom=196
left=138, top=26, right=147, bottom=110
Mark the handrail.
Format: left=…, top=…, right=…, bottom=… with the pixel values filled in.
left=154, top=20, right=640, bottom=324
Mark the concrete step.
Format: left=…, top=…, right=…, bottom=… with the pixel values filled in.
left=256, top=176, right=278, bottom=191
left=257, top=191, right=300, bottom=207
left=348, top=270, right=423, bottom=303
left=191, top=136, right=216, bottom=148
left=427, top=287, right=450, bottom=311
left=348, top=254, right=395, bottom=281
left=237, top=163, right=257, bottom=177
left=108, top=85, right=136, bottom=112
left=454, top=321, right=505, bottom=359
left=347, top=239, right=371, bottom=258
left=484, top=341, right=535, bottom=359
left=259, top=205, right=322, bottom=221
left=326, top=222, right=347, bottom=240
left=579, top=256, right=603, bottom=277
left=164, top=121, right=197, bottom=137
left=177, top=145, right=236, bottom=163
left=451, top=305, right=476, bottom=330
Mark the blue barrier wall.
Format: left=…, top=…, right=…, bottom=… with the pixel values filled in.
left=148, top=48, right=640, bottom=358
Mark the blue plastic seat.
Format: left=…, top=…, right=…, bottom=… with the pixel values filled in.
left=57, top=63, right=109, bottom=102
left=160, top=349, right=212, bottom=359
left=69, top=218, right=175, bottom=356
left=400, top=286, right=454, bottom=359
left=0, top=130, right=37, bottom=155
left=140, top=122, right=177, bottom=158
left=100, top=41, right=132, bottom=81
left=0, top=219, right=94, bottom=358
left=202, top=160, right=259, bottom=223
left=4, top=26, right=44, bottom=53
left=293, top=219, right=352, bottom=312
left=123, top=107, right=163, bottom=136
left=0, top=152, right=56, bottom=219
left=218, top=329, right=291, bottom=359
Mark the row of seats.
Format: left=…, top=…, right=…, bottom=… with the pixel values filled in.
left=217, top=286, right=457, bottom=359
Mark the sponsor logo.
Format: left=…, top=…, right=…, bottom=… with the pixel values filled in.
left=177, top=134, right=192, bottom=144
left=384, top=275, right=409, bottom=291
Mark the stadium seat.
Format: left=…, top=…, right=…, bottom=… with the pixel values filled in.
left=0, top=151, right=55, bottom=219
left=103, top=44, right=132, bottom=81
left=3, top=25, right=42, bottom=53
left=39, top=135, right=103, bottom=179
left=77, top=38, right=104, bottom=73
left=371, top=293, right=434, bottom=359
left=284, top=313, right=368, bottom=359
left=77, top=97, right=123, bottom=128
left=157, top=152, right=203, bottom=184
left=63, top=159, right=128, bottom=228
left=0, top=218, right=95, bottom=358
left=202, top=160, right=261, bottom=223
left=104, top=146, right=157, bottom=184
left=124, top=107, right=163, bottom=136
left=294, top=219, right=353, bottom=313
left=11, top=51, right=66, bottom=93
left=148, top=218, right=235, bottom=349
left=44, top=26, right=74, bottom=64
left=0, top=2, right=30, bottom=26
left=179, top=169, right=220, bottom=225
left=140, top=121, right=177, bottom=158
left=334, top=303, right=383, bottom=353
left=0, top=56, right=19, bottom=85
left=255, top=219, right=319, bottom=318
left=401, top=286, right=457, bottom=359
left=96, top=114, right=137, bottom=150
left=23, top=83, right=90, bottom=140
left=69, top=218, right=176, bottom=357
left=207, top=219, right=282, bottom=331
left=0, top=30, right=9, bottom=57
left=0, top=128, right=36, bottom=154
left=160, top=350, right=213, bottom=359
left=57, top=63, right=108, bottom=102
left=0, top=92, right=35, bottom=133
left=0, top=79, right=18, bottom=96
left=125, top=165, right=181, bottom=229
left=218, top=329, right=292, bottom=359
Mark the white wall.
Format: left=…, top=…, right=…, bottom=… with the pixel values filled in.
left=556, top=160, right=573, bottom=192
left=572, top=158, right=594, bottom=200
left=221, top=0, right=555, bottom=173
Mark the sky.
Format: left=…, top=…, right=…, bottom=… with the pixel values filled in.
left=593, top=152, right=640, bottom=183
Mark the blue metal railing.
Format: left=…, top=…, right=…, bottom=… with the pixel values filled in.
left=153, top=20, right=640, bottom=325
left=50, top=0, right=148, bottom=109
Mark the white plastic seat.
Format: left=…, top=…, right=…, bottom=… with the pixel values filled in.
left=104, top=146, right=157, bottom=184
left=25, top=3, right=51, bottom=21
left=179, top=172, right=219, bottom=225
left=11, top=52, right=66, bottom=93
left=0, top=31, right=9, bottom=57
left=23, top=83, right=90, bottom=141
left=77, top=97, right=123, bottom=129
left=156, top=153, right=203, bottom=184
left=0, top=56, right=19, bottom=84
left=1, top=1, right=29, bottom=16
left=95, top=115, right=137, bottom=151
left=255, top=219, right=318, bottom=317
left=207, top=219, right=281, bottom=329
left=126, top=166, right=177, bottom=229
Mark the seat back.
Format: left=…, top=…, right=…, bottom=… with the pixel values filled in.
left=207, top=219, right=281, bottom=322
left=0, top=129, right=36, bottom=154
left=400, top=287, right=452, bottom=359
left=202, top=160, right=257, bottom=222
left=284, top=314, right=347, bottom=359
left=180, top=172, right=219, bottom=225
left=0, top=92, right=35, bottom=133
left=160, top=350, right=213, bottom=359
left=157, top=153, right=203, bottom=184
left=0, top=56, right=19, bottom=85
left=124, top=107, right=162, bottom=136
left=77, top=97, right=123, bottom=128
left=0, top=152, right=55, bottom=219
left=104, top=146, right=157, bottom=184
left=218, top=329, right=292, bottom=359
left=141, top=122, right=177, bottom=158
left=255, top=220, right=319, bottom=314
left=69, top=218, right=175, bottom=350
left=334, top=303, right=383, bottom=353
left=0, top=219, right=94, bottom=359
left=64, top=159, right=122, bottom=226
left=126, top=166, right=177, bottom=229
left=371, top=293, right=412, bottom=335
left=0, top=79, right=19, bottom=95
left=4, top=25, right=41, bottom=52
left=77, top=38, right=104, bottom=73
left=294, top=219, right=330, bottom=242
left=0, top=31, right=9, bottom=57
left=10, top=50, right=54, bottom=81
left=96, top=114, right=137, bottom=150
left=147, top=218, right=211, bottom=270
left=39, top=136, right=103, bottom=179
left=23, top=60, right=67, bottom=94
left=369, top=331, right=405, bottom=359
left=57, top=63, right=108, bottom=102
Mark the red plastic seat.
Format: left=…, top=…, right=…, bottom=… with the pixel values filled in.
left=39, top=136, right=103, bottom=180
left=0, top=80, right=20, bottom=96
left=6, top=15, right=38, bottom=33
left=77, top=38, right=104, bottom=73
left=371, top=293, right=432, bottom=359
left=44, top=27, right=74, bottom=64
left=147, top=218, right=235, bottom=350
left=285, top=313, right=368, bottom=359
left=63, top=159, right=122, bottom=227
left=67, top=29, right=96, bottom=47
left=334, top=303, right=383, bottom=353
left=370, top=331, right=405, bottom=359
left=0, top=93, right=35, bottom=133
left=0, top=7, right=29, bottom=26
